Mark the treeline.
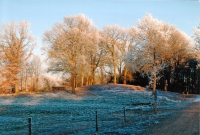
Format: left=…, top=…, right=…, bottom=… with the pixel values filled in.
left=123, top=59, right=200, bottom=94
left=0, top=22, right=61, bottom=93
left=0, top=13, right=200, bottom=94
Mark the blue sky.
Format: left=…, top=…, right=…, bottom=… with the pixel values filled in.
left=0, top=0, right=200, bottom=56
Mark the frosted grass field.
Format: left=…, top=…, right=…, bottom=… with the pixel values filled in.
left=0, top=84, right=194, bottom=134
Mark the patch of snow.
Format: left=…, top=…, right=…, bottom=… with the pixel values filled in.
left=193, top=95, right=200, bottom=102
left=158, top=96, right=181, bottom=103
left=0, top=99, right=15, bottom=105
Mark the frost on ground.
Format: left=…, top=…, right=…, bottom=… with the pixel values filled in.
left=0, top=84, right=195, bottom=135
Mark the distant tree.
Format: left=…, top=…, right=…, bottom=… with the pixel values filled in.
left=43, top=14, right=99, bottom=94
left=123, top=26, right=140, bottom=84
left=164, top=25, right=191, bottom=92
left=96, top=66, right=107, bottom=84
left=0, top=21, right=36, bottom=93
left=126, top=13, right=191, bottom=94
left=126, top=14, right=167, bottom=94
left=193, top=21, right=200, bottom=66
left=100, top=25, right=126, bottom=84
left=81, top=29, right=101, bottom=86
left=28, top=56, right=42, bottom=91
left=193, top=21, right=200, bottom=94
left=23, top=62, right=30, bottom=91
left=39, top=75, right=57, bottom=92
left=18, top=56, right=42, bottom=92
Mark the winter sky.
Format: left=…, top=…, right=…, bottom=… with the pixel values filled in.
left=0, top=0, right=200, bottom=58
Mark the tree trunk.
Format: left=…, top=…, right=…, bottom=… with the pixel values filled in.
left=164, top=70, right=167, bottom=91
left=72, top=74, right=75, bottom=94
left=153, top=49, right=156, bottom=95
left=33, top=81, right=35, bottom=91
left=25, top=72, right=27, bottom=91
left=81, top=75, right=84, bottom=87
left=15, top=79, right=19, bottom=93
left=86, top=67, right=89, bottom=86
left=31, top=75, right=33, bottom=91
left=86, top=76, right=88, bottom=86
left=198, top=68, right=200, bottom=94
left=21, top=77, right=23, bottom=91
left=81, top=64, right=85, bottom=87
left=113, top=62, right=116, bottom=84
left=153, top=74, right=156, bottom=95
left=74, top=73, right=77, bottom=88
left=36, top=78, right=38, bottom=91
left=92, top=69, right=95, bottom=85
left=167, top=67, right=171, bottom=91
left=164, top=79, right=167, bottom=91
left=25, top=79, right=27, bottom=91
left=112, top=44, right=116, bottom=84
left=124, top=68, right=127, bottom=84
left=36, top=70, right=38, bottom=90
left=75, top=76, right=77, bottom=88
left=89, top=77, right=92, bottom=85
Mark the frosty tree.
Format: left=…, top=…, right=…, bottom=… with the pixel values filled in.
left=126, top=13, right=187, bottom=94
left=162, top=24, right=191, bottom=92
left=28, top=56, right=42, bottom=91
left=43, top=14, right=100, bottom=94
left=100, top=25, right=126, bottom=84
left=193, top=21, right=200, bottom=67
left=0, top=21, right=36, bottom=93
left=193, top=21, right=200, bottom=93
left=82, top=29, right=101, bottom=86
left=194, top=21, right=200, bottom=46
left=126, top=13, right=192, bottom=94
left=122, top=26, right=140, bottom=84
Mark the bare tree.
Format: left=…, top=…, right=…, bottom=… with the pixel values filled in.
left=122, top=26, right=139, bottom=84
left=100, top=25, right=126, bottom=84
left=43, top=14, right=99, bottom=94
left=126, top=13, right=190, bottom=94
left=0, top=21, right=36, bottom=93
left=193, top=21, right=200, bottom=66
left=27, top=56, right=42, bottom=91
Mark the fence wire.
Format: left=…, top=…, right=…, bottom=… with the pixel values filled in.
left=0, top=97, right=189, bottom=135
left=0, top=105, right=163, bottom=135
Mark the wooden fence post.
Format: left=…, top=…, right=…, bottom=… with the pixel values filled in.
left=155, top=90, right=157, bottom=114
left=28, top=117, right=31, bottom=135
left=124, top=107, right=126, bottom=123
left=96, top=111, right=98, bottom=132
left=155, top=102, right=157, bottom=114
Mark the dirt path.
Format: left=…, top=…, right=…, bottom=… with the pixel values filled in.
left=147, top=102, right=200, bottom=135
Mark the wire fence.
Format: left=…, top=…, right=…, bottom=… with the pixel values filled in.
left=1, top=103, right=161, bottom=135
left=1, top=91, right=191, bottom=135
